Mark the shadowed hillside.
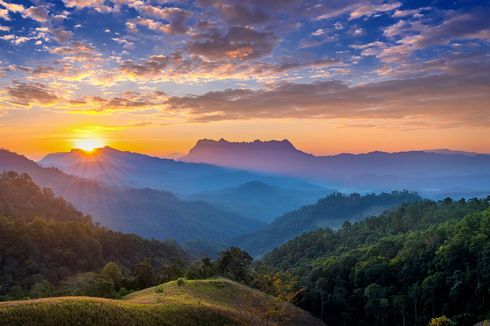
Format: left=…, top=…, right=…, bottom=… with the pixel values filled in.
left=231, top=191, right=421, bottom=256
left=188, top=181, right=331, bottom=223
left=0, top=171, right=188, bottom=300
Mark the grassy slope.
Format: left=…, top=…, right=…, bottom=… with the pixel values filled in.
left=0, top=278, right=323, bottom=326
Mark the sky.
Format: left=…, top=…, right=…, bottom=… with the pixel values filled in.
left=0, top=0, right=489, bottom=159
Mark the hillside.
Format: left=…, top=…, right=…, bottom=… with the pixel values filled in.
left=188, top=181, right=331, bottom=223
left=231, top=191, right=421, bottom=256
left=262, top=198, right=490, bottom=325
left=0, top=278, right=324, bottom=326
left=0, top=149, right=265, bottom=242
left=0, top=171, right=188, bottom=300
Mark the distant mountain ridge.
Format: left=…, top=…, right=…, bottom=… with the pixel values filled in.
left=40, top=146, right=323, bottom=194
left=181, top=138, right=490, bottom=196
left=188, top=180, right=332, bottom=223
left=0, top=149, right=265, bottom=242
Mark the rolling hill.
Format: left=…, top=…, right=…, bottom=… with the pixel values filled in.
left=0, top=149, right=264, bottom=242
left=230, top=191, right=421, bottom=257
left=0, top=278, right=324, bottom=326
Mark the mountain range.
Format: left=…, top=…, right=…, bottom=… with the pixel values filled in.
left=181, top=138, right=490, bottom=196
left=40, top=146, right=322, bottom=194
left=0, top=149, right=264, bottom=242
left=3, top=139, right=489, bottom=253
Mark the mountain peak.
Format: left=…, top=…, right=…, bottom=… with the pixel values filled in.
left=192, top=138, right=296, bottom=150
left=181, top=138, right=312, bottom=172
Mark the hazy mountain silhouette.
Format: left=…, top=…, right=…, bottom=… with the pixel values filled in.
left=0, top=149, right=265, bottom=242
left=188, top=181, right=332, bottom=223
left=40, top=146, right=322, bottom=194
left=181, top=139, right=490, bottom=196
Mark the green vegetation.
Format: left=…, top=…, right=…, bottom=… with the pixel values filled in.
left=231, top=191, right=421, bottom=256
left=188, top=180, right=329, bottom=223
left=263, top=198, right=490, bottom=325
left=0, top=171, right=188, bottom=300
left=0, top=278, right=323, bottom=326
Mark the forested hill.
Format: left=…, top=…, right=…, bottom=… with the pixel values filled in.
left=262, top=197, right=490, bottom=325
left=0, top=171, right=188, bottom=300
left=231, top=191, right=421, bottom=256
left=0, top=170, right=86, bottom=222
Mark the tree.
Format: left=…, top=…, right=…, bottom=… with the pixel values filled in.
left=101, top=262, right=122, bottom=290
left=217, top=247, right=253, bottom=283
left=132, top=258, right=155, bottom=289
left=61, top=272, right=115, bottom=298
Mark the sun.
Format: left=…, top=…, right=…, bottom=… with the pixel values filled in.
left=73, top=137, right=105, bottom=153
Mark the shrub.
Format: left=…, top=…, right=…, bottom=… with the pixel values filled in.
left=177, top=278, right=185, bottom=286
left=428, top=316, right=453, bottom=326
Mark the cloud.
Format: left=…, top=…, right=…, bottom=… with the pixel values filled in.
left=315, top=1, right=400, bottom=20
left=50, top=41, right=97, bottom=61
left=23, top=6, right=50, bottom=23
left=6, top=82, right=59, bottom=106
left=62, top=0, right=115, bottom=13
left=111, top=37, right=134, bottom=49
left=0, top=33, right=33, bottom=45
left=349, top=2, right=400, bottom=20
left=0, top=0, right=23, bottom=13
left=119, top=55, right=170, bottom=77
left=374, top=8, right=490, bottom=70
left=137, top=6, right=191, bottom=34
left=198, top=0, right=272, bottom=25
left=414, top=8, right=490, bottom=47
left=0, top=8, right=8, bottom=20
left=0, top=1, right=50, bottom=23
left=165, top=59, right=490, bottom=125
left=189, top=26, right=277, bottom=60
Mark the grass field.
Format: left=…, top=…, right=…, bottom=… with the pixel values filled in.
left=0, top=278, right=323, bottom=326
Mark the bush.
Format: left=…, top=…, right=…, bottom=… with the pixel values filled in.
left=428, top=316, right=453, bottom=326
left=154, top=285, right=164, bottom=293
left=177, top=278, right=185, bottom=286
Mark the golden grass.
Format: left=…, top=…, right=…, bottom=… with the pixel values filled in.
left=0, top=278, right=323, bottom=326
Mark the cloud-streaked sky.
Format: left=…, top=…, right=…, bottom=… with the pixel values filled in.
left=0, top=0, right=489, bottom=158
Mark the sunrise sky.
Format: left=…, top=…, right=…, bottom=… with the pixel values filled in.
left=0, top=0, right=489, bottom=159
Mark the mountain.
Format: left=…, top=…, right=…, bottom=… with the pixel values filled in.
left=424, top=148, right=480, bottom=156
left=181, top=138, right=315, bottom=174
left=0, top=149, right=264, bottom=242
left=40, top=146, right=322, bottom=194
left=0, top=278, right=324, bottom=326
left=181, top=138, right=490, bottom=196
left=261, top=198, right=490, bottom=326
left=230, top=191, right=421, bottom=257
left=187, top=181, right=332, bottom=223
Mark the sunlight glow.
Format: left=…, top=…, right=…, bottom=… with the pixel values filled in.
left=73, top=137, right=105, bottom=152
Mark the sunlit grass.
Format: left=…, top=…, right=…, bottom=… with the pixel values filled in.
left=0, top=278, right=321, bottom=326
